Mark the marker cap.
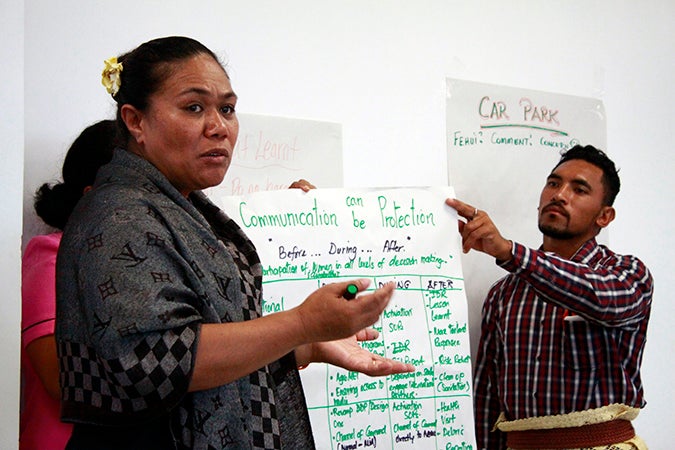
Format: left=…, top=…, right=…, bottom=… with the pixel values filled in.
left=344, top=283, right=359, bottom=300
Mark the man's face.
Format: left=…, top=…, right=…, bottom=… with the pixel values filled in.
left=537, top=159, right=612, bottom=241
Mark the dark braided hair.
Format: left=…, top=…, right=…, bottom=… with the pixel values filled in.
left=34, top=120, right=120, bottom=230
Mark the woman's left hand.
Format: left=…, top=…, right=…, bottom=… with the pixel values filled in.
left=296, top=330, right=415, bottom=376
left=288, top=179, right=316, bottom=192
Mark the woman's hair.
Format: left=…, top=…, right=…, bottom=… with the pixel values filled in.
left=34, top=120, right=119, bottom=230
left=112, top=36, right=225, bottom=142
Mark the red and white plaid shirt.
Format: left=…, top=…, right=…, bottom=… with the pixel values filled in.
left=473, top=239, right=653, bottom=450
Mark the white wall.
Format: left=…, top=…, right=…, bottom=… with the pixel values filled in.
left=6, top=0, right=672, bottom=448
left=1, top=0, right=23, bottom=448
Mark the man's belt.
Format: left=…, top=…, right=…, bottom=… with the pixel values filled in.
left=506, top=419, right=635, bottom=449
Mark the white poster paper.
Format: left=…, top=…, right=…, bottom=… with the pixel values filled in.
left=219, top=187, right=477, bottom=450
left=446, top=78, right=607, bottom=356
left=204, top=113, right=343, bottom=199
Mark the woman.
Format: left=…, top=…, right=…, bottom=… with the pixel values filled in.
left=21, top=120, right=118, bottom=449
left=56, top=36, right=413, bottom=449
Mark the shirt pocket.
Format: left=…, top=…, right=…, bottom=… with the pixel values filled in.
left=561, top=316, right=600, bottom=371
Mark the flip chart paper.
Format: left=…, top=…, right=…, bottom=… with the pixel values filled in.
left=219, top=187, right=477, bottom=450
left=203, top=113, right=343, bottom=200
left=446, top=78, right=607, bottom=357
left=446, top=77, right=606, bottom=247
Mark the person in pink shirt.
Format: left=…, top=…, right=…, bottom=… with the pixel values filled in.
left=21, top=120, right=119, bottom=449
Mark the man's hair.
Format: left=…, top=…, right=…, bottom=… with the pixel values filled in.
left=553, top=144, right=621, bottom=206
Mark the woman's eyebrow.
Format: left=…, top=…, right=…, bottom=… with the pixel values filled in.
left=178, top=87, right=238, bottom=101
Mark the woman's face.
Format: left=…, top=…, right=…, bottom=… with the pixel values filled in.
left=126, top=53, right=239, bottom=196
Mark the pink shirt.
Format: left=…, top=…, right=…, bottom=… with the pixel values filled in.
left=20, top=233, right=72, bottom=450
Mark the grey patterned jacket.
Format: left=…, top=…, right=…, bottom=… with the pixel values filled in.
left=55, top=149, right=314, bottom=449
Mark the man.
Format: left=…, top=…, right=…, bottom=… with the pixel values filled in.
left=447, top=145, right=653, bottom=450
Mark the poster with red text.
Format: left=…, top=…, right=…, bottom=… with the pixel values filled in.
left=446, top=78, right=606, bottom=357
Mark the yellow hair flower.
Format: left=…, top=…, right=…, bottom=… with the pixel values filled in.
left=101, top=57, right=123, bottom=96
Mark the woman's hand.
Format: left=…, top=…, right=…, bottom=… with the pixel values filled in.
left=288, top=178, right=316, bottom=192
left=295, top=328, right=415, bottom=376
left=293, top=279, right=394, bottom=344
left=292, top=280, right=415, bottom=376
left=192, top=279, right=409, bottom=391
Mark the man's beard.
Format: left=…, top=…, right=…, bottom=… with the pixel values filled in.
left=538, top=222, right=576, bottom=240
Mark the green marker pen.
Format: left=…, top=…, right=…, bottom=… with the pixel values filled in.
left=343, top=283, right=358, bottom=300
